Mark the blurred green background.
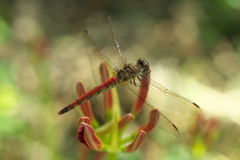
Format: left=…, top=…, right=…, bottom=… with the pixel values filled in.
left=0, top=0, right=240, bottom=160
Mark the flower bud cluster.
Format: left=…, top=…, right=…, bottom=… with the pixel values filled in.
left=75, top=62, right=160, bottom=159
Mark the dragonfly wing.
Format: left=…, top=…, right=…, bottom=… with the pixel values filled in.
left=146, top=78, right=201, bottom=115
left=117, top=81, right=180, bottom=136
left=81, top=30, right=117, bottom=85
left=83, top=12, right=126, bottom=72
left=100, top=13, right=127, bottom=66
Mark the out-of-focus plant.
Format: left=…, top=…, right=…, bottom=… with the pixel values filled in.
left=74, top=62, right=159, bottom=160
left=188, top=115, right=220, bottom=159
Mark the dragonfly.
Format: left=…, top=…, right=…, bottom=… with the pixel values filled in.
left=58, top=13, right=201, bottom=136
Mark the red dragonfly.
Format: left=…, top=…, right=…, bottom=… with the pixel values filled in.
left=58, top=13, right=201, bottom=136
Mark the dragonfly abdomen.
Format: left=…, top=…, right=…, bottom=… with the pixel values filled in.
left=58, top=77, right=119, bottom=115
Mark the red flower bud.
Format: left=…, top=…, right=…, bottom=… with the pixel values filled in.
left=138, top=109, right=160, bottom=134
left=118, top=113, right=134, bottom=131
left=77, top=122, right=103, bottom=151
left=125, top=130, right=146, bottom=153
left=131, top=71, right=150, bottom=114
left=76, top=81, right=96, bottom=123
left=99, top=62, right=113, bottom=112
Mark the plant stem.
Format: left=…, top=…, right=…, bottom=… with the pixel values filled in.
left=106, top=152, right=117, bottom=160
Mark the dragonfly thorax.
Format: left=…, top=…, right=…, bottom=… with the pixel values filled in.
left=116, top=58, right=149, bottom=84
left=117, top=64, right=139, bottom=82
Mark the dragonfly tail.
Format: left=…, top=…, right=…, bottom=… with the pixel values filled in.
left=58, top=105, right=75, bottom=115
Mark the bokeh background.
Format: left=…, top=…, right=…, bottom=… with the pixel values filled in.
left=0, top=0, right=240, bottom=160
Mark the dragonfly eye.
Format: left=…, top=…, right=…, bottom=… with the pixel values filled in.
left=137, top=58, right=149, bottom=74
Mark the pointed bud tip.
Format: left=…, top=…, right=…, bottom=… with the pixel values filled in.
left=78, top=117, right=91, bottom=126
left=76, top=81, right=85, bottom=97
left=118, top=113, right=134, bottom=130
left=138, top=109, right=160, bottom=134
left=125, top=130, right=146, bottom=153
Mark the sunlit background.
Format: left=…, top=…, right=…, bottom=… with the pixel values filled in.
left=0, top=0, right=240, bottom=160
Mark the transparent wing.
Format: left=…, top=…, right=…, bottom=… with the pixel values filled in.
left=116, top=70, right=201, bottom=136
left=118, top=81, right=180, bottom=136
left=127, top=70, right=201, bottom=115
left=81, top=30, right=118, bottom=84
left=147, top=78, right=201, bottom=115
left=100, top=13, right=127, bottom=67
left=83, top=12, right=126, bottom=72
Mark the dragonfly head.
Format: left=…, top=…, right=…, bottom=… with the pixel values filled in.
left=136, top=58, right=149, bottom=74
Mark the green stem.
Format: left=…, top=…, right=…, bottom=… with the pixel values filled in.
left=106, top=152, right=117, bottom=160
left=121, top=132, right=136, bottom=145
left=107, top=113, right=118, bottom=160
left=107, top=65, right=121, bottom=158
left=111, top=112, right=119, bottom=152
